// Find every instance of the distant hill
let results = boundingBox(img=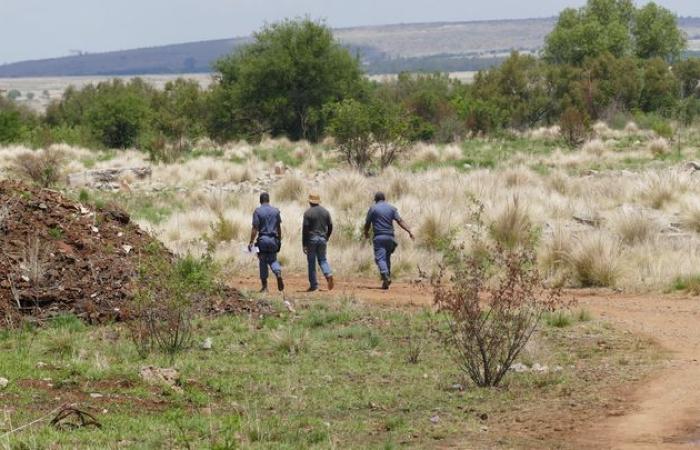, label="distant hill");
[1,17,700,78]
